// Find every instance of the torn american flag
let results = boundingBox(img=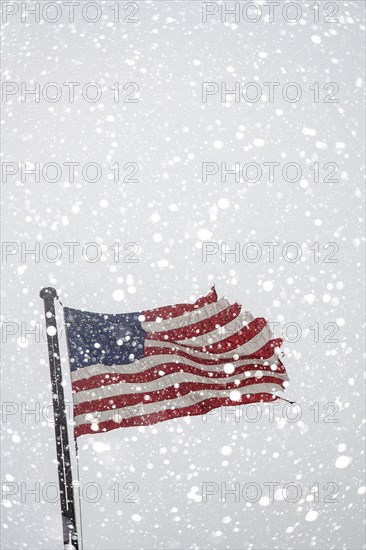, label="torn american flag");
[64,287,289,437]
